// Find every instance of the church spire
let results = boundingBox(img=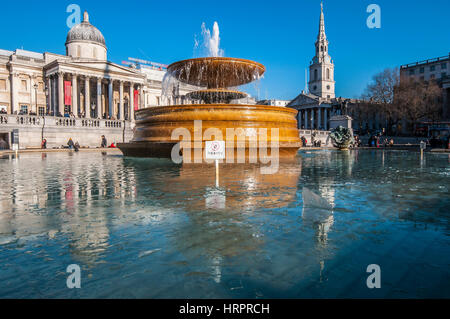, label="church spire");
[318,2,327,41]
[308,1,335,99]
